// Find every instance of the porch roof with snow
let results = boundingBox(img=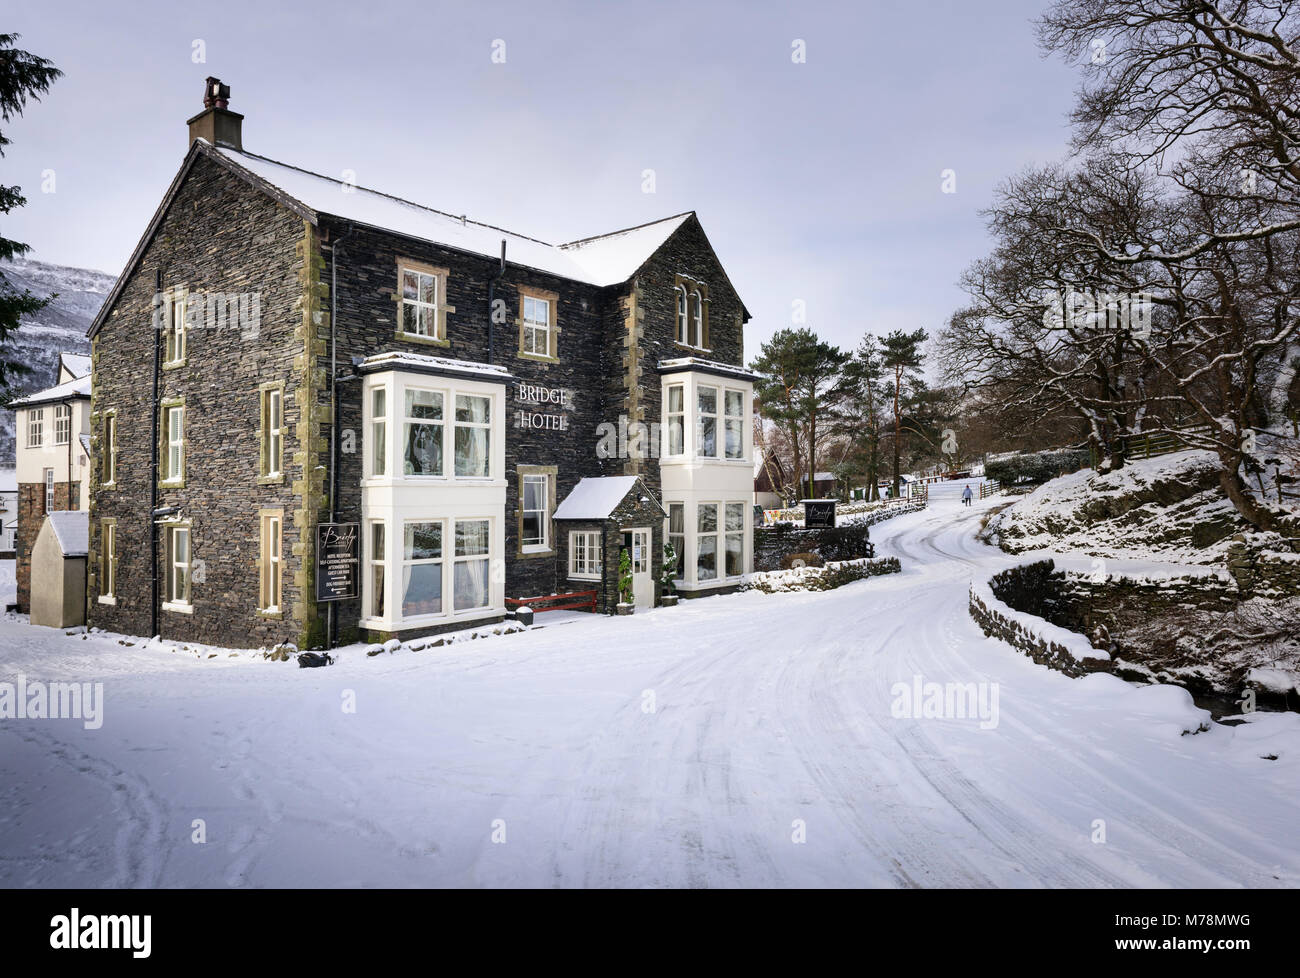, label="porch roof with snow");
[552,477,665,521]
